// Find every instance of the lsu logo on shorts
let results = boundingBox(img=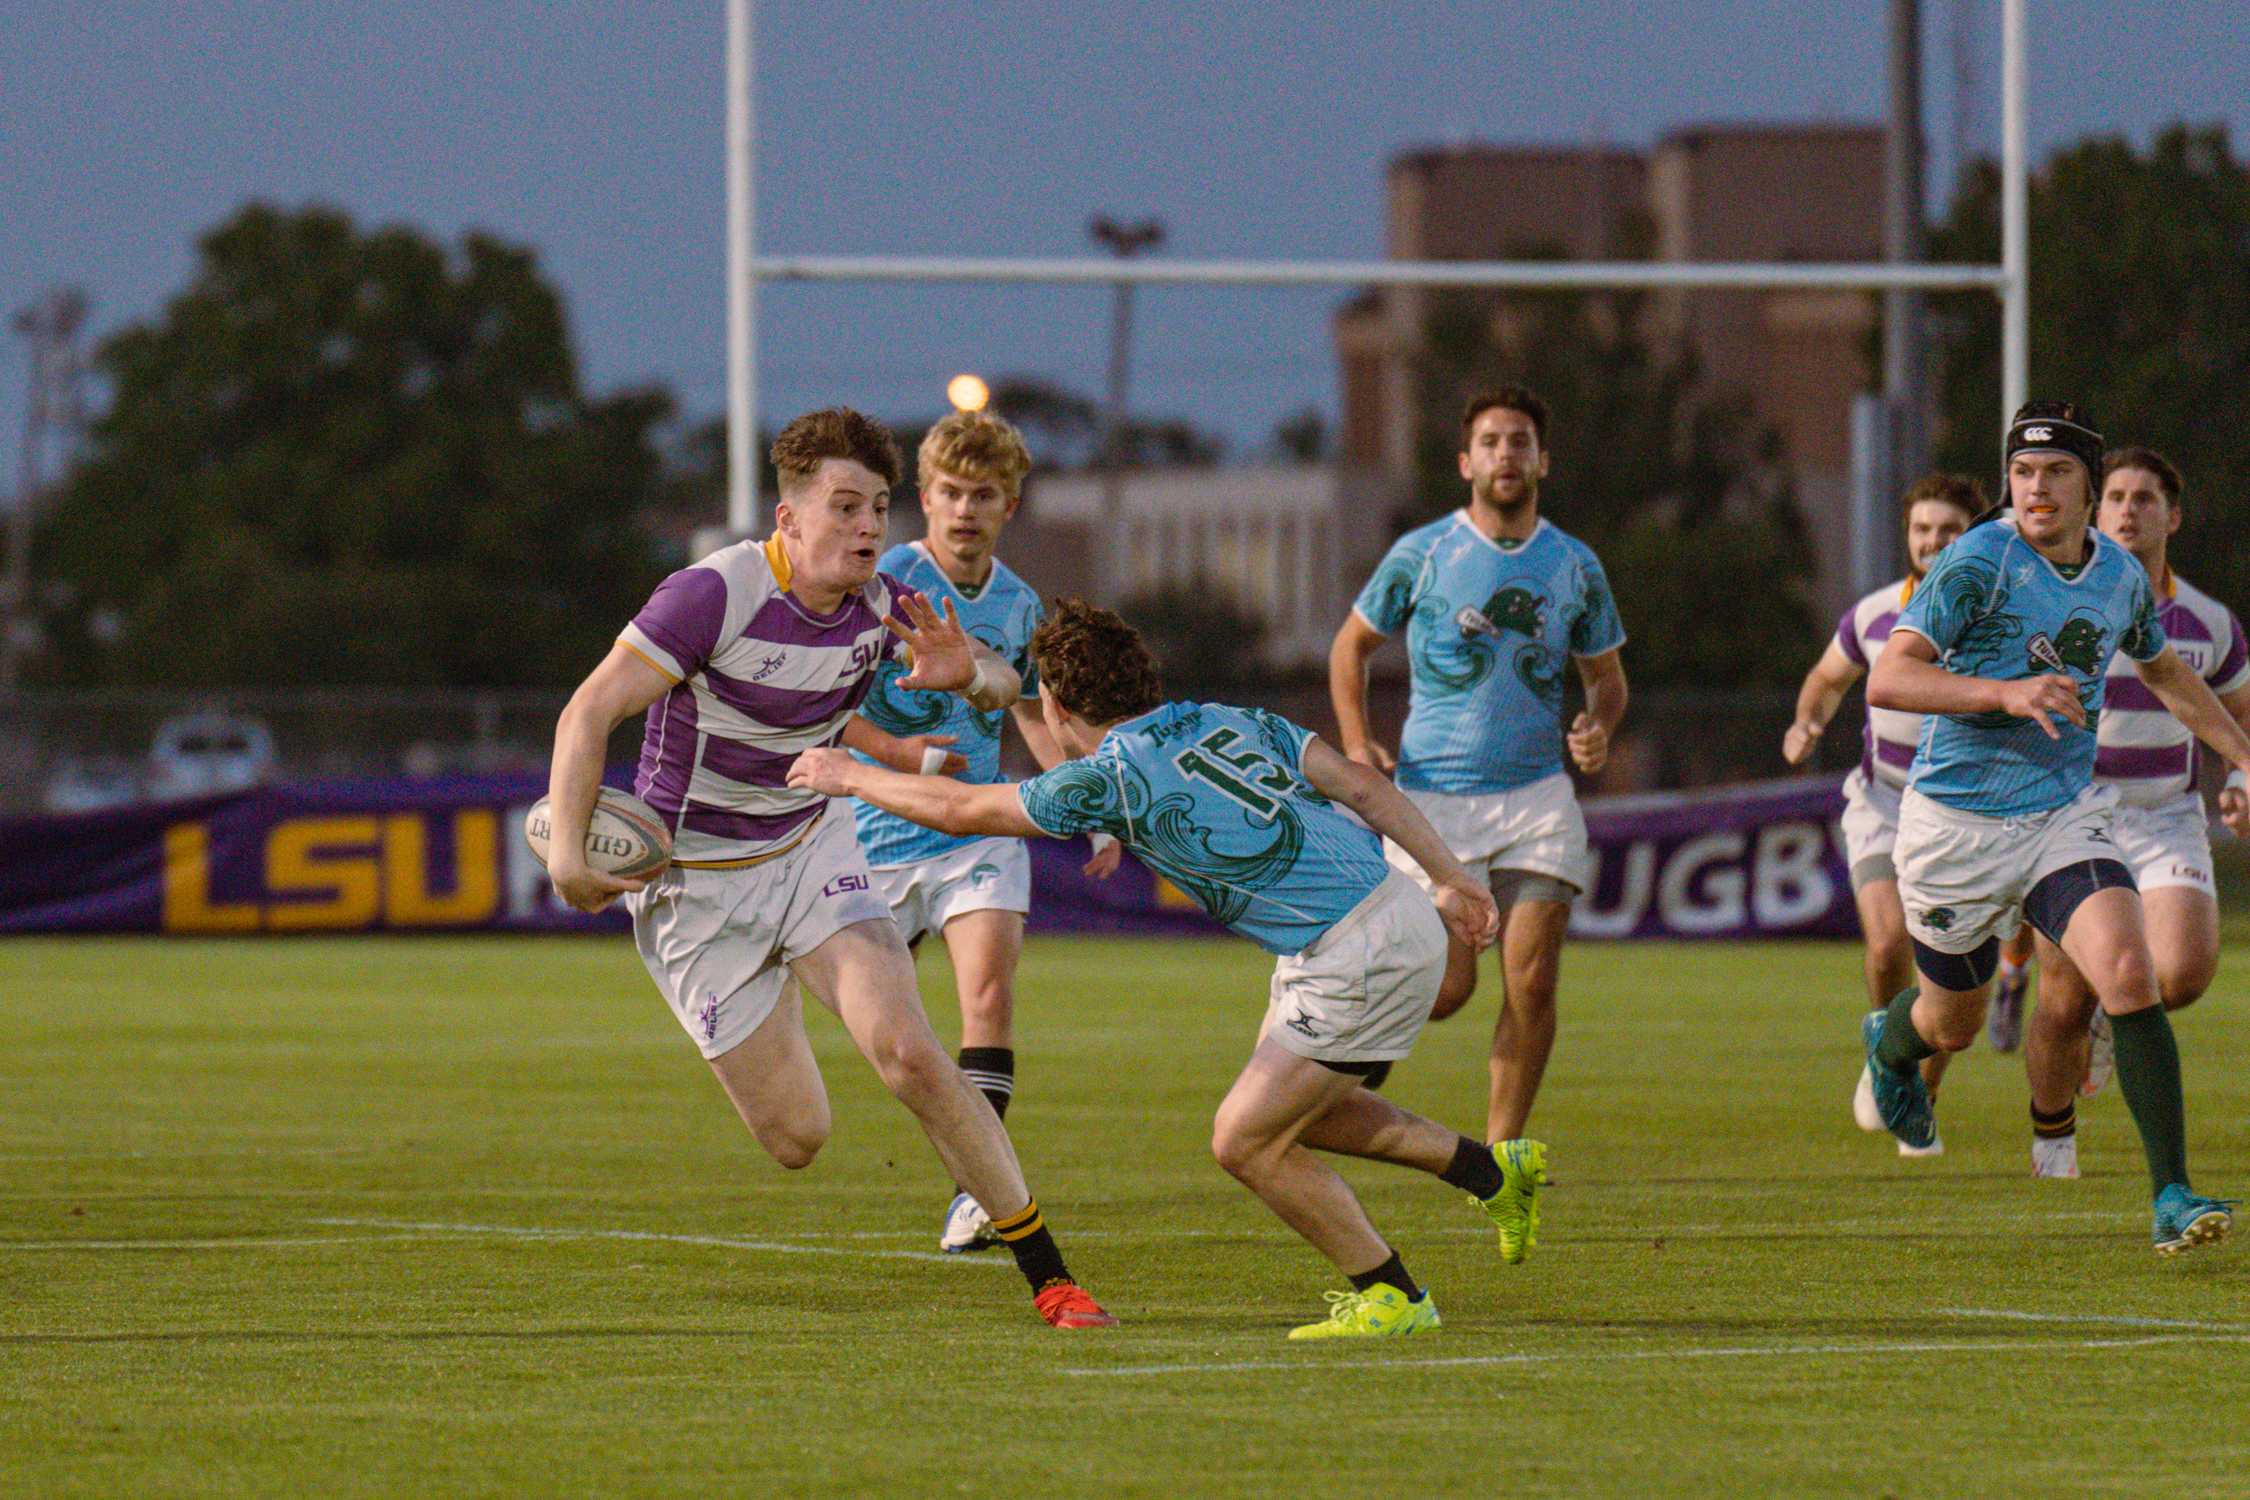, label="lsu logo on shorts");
[823,873,871,898]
